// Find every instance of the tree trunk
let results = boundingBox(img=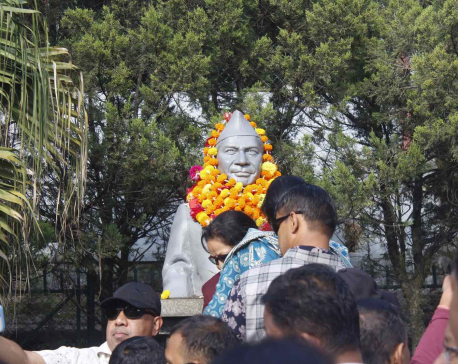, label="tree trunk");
[402,276,426,350]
